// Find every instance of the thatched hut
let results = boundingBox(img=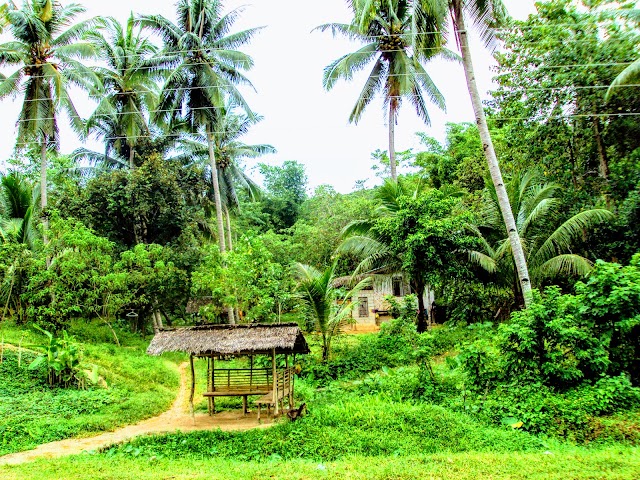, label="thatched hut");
[147,323,310,419]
